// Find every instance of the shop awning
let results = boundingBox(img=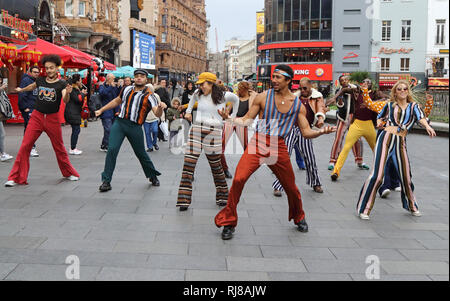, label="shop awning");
[61,46,117,71]
[19,39,92,68]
